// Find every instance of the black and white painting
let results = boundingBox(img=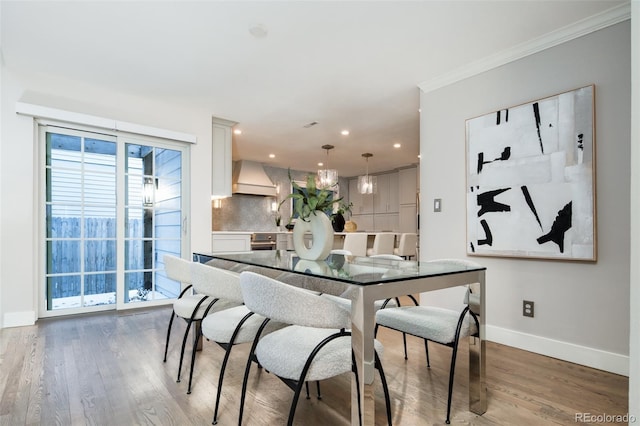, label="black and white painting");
[466,85,596,261]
